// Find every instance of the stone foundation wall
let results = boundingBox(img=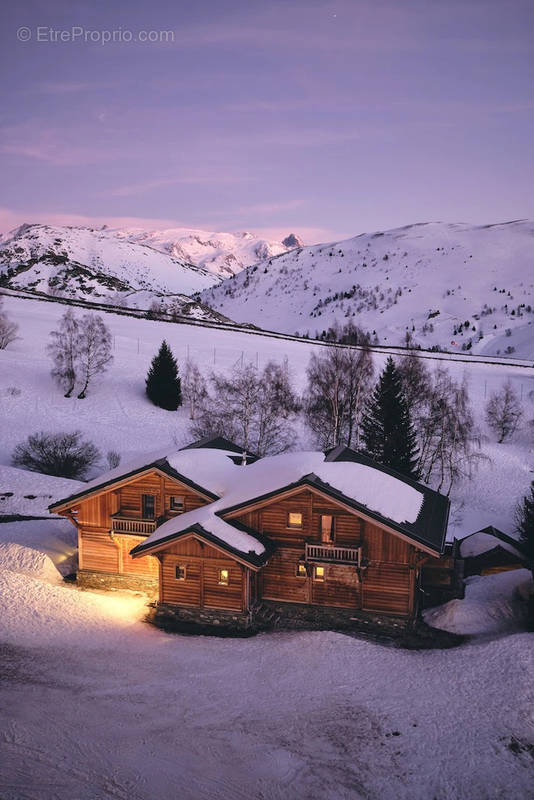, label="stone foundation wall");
[148,603,253,635]
[147,599,411,637]
[77,570,158,598]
